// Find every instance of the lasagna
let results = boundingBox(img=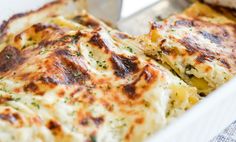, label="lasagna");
[143,2,236,95]
[0,0,199,142]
